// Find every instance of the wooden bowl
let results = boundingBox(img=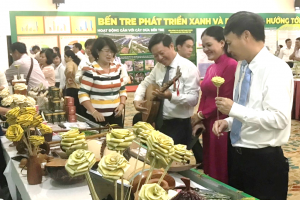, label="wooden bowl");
[131,169,175,193]
[148,178,169,190]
